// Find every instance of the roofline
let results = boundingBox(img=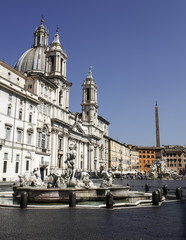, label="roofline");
[105,136,130,149]
[98,115,110,125]
[0,60,26,79]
